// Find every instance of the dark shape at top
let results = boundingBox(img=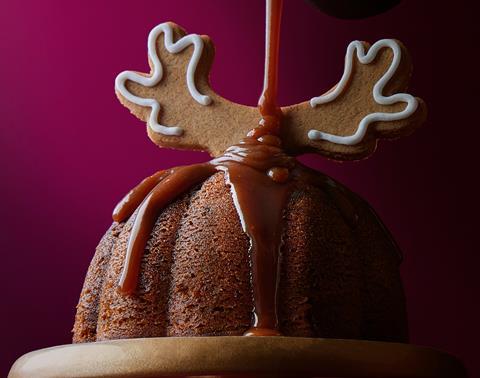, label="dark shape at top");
[307,0,401,19]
